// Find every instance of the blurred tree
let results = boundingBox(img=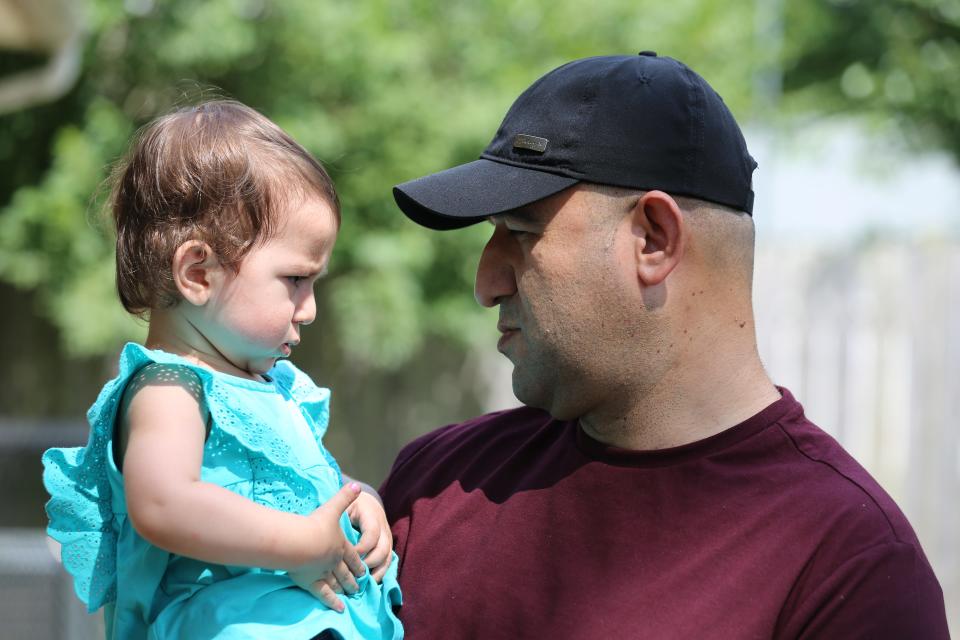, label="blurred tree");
[0,0,957,482]
[781,0,960,160]
[0,0,761,362]
[0,0,764,482]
